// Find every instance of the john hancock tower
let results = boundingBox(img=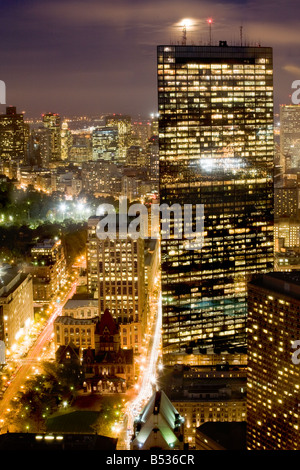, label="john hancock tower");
[157,41,274,364]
